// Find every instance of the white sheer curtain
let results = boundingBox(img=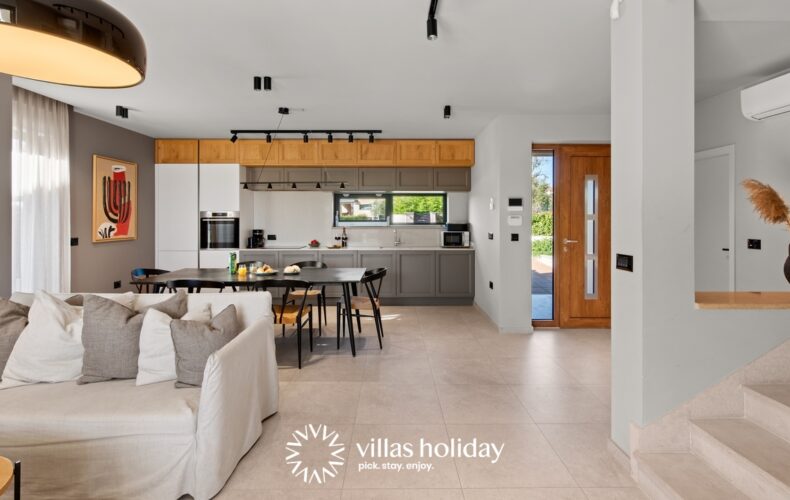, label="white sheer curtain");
[11,87,71,293]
